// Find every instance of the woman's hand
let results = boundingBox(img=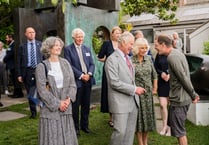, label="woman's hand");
[152,88,157,95]
[59,98,71,112]
[161,72,170,82]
